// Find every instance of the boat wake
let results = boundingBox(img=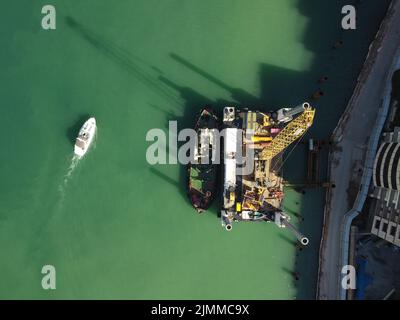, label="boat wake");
[64,155,80,185]
[58,155,80,202]
[57,127,97,207]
